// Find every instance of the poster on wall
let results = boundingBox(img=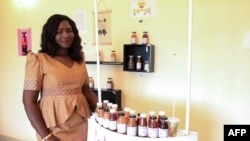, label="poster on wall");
[17,28,32,56]
[93,10,112,45]
[131,0,156,18]
[73,10,87,34]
